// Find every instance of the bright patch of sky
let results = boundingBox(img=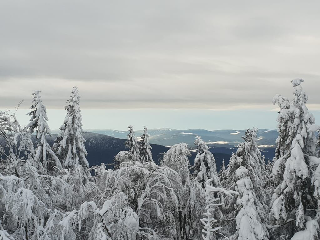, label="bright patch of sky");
[9,108,320,131]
